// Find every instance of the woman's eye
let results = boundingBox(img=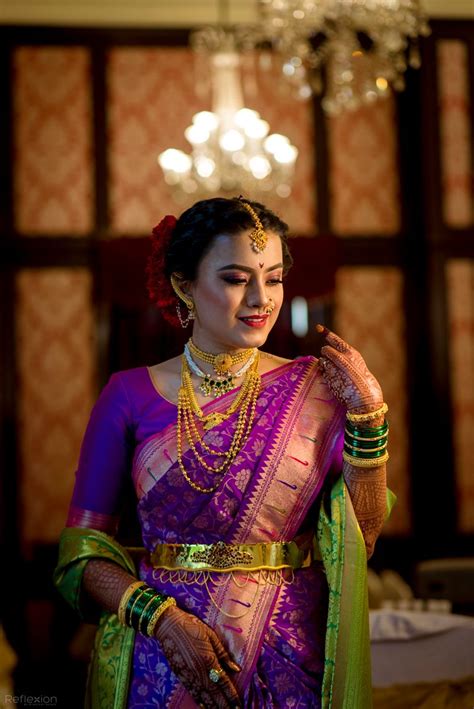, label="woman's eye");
[223,277,248,285]
[267,278,283,285]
